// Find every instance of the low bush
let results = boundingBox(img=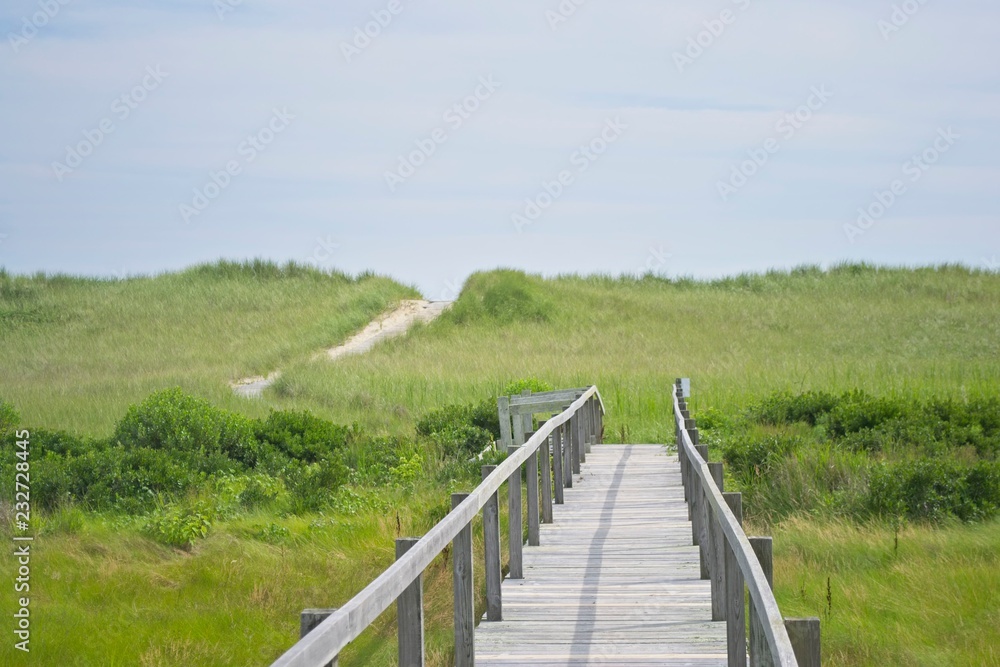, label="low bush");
[254,409,349,463]
[143,501,213,550]
[113,388,259,467]
[868,459,1000,523]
